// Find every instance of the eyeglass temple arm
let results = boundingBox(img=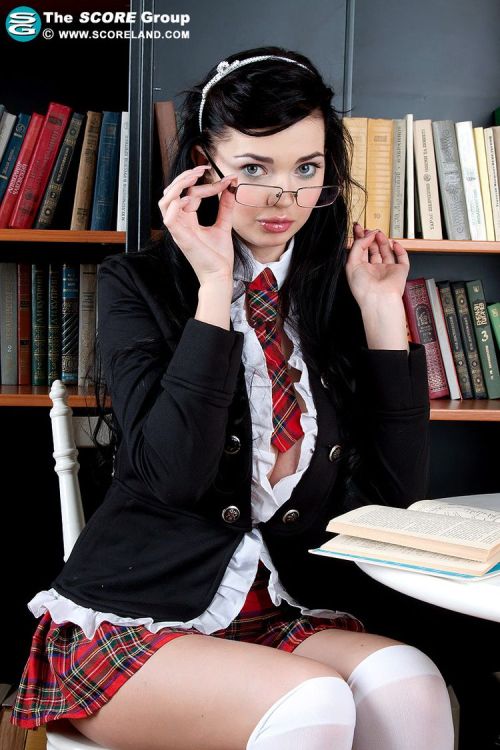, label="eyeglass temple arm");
[199,147,238,194]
